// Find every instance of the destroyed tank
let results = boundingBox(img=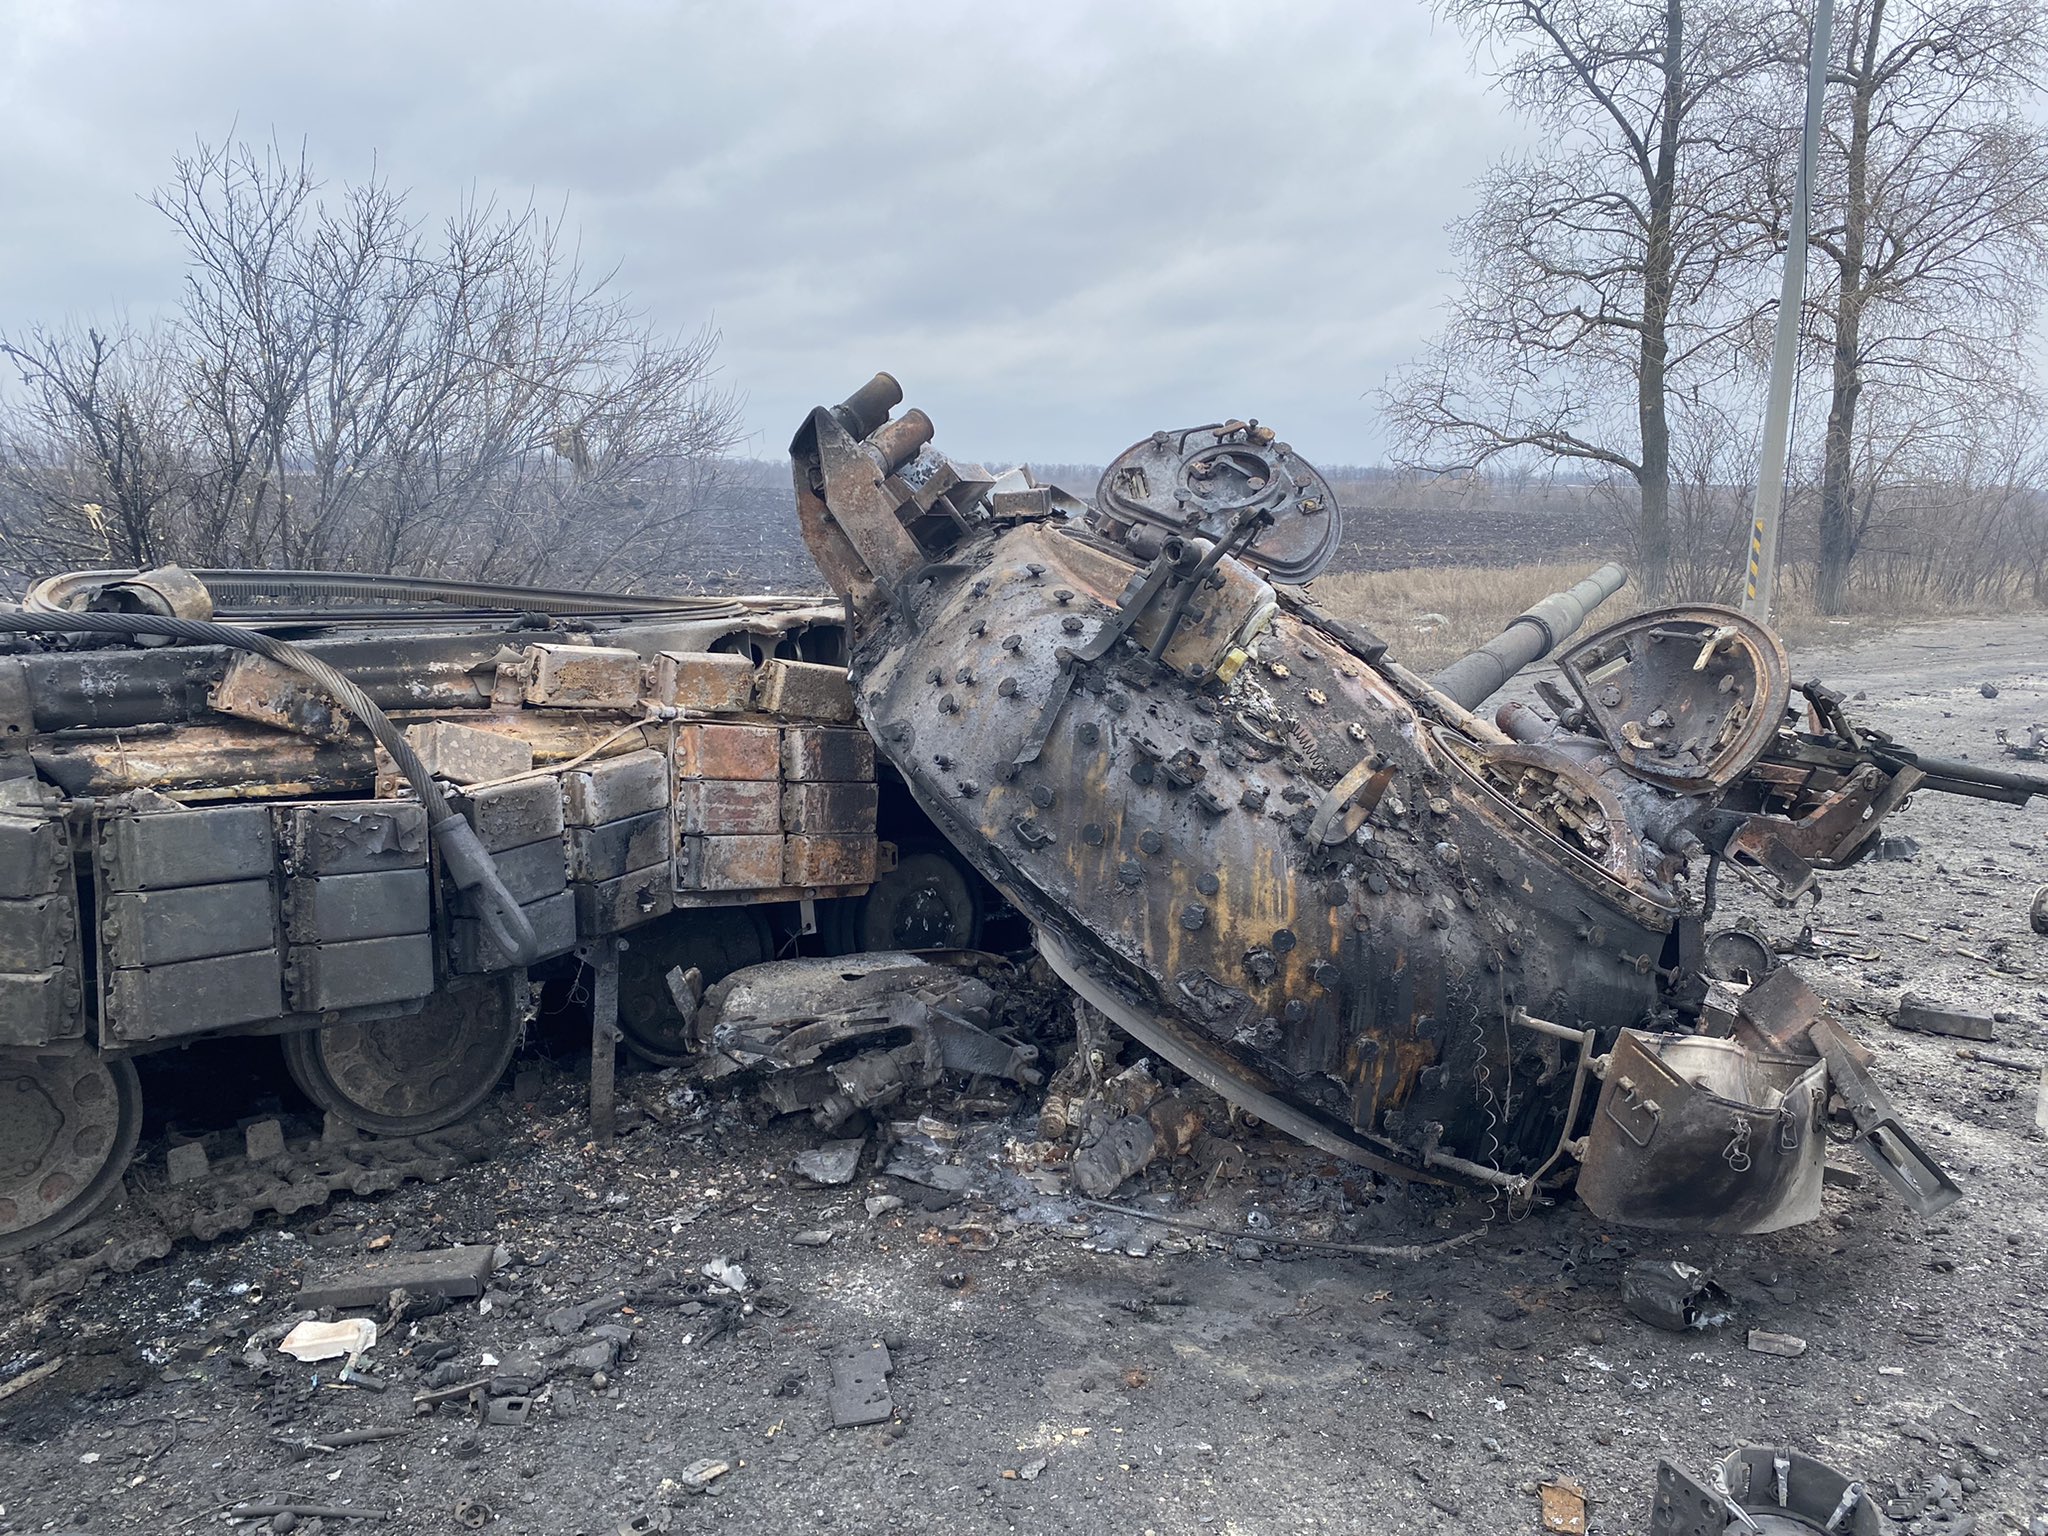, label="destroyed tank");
[790,373,2048,1235]
[0,568,991,1254]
